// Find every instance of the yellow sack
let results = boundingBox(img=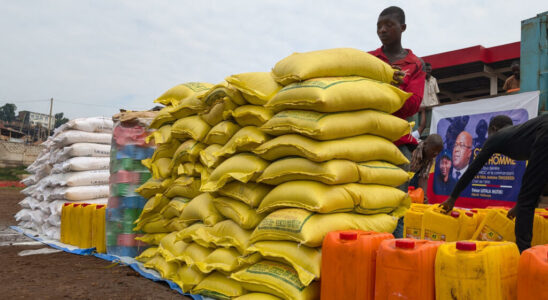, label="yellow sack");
[234,293,281,300]
[258,158,357,185]
[258,181,405,214]
[139,216,171,233]
[262,109,411,141]
[166,218,189,232]
[146,124,173,145]
[144,255,179,280]
[217,181,272,208]
[135,247,159,263]
[173,265,206,293]
[231,105,274,127]
[200,96,238,126]
[214,127,271,159]
[151,157,172,179]
[195,247,249,273]
[213,197,266,229]
[176,222,207,243]
[202,220,253,254]
[179,193,224,226]
[272,48,395,85]
[199,144,225,169]
[135,194,170,225]
[160,197,191,220]
[154,82,213,106]
[267,77,410,114]
[231,260,320,300]
[171,115,211,141]
[179,242,213,266]
[246,241,320,286]
[149,106,176,129]
[225,72,282,105]
[202,82,247,105]
[251,208,398,247]
[254,134,409,165]
[135,233,168,246]
[170,139,206,170]
[151,140,180,161]
[164,176,201,199]
[157,232,189,262]
[203,121,241,145]
[201,153,269,192]
[177,162,205,177]
[167,95,207,119]
[357,161,410,187]
[136,178,164,199]
[192,272,245,300]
